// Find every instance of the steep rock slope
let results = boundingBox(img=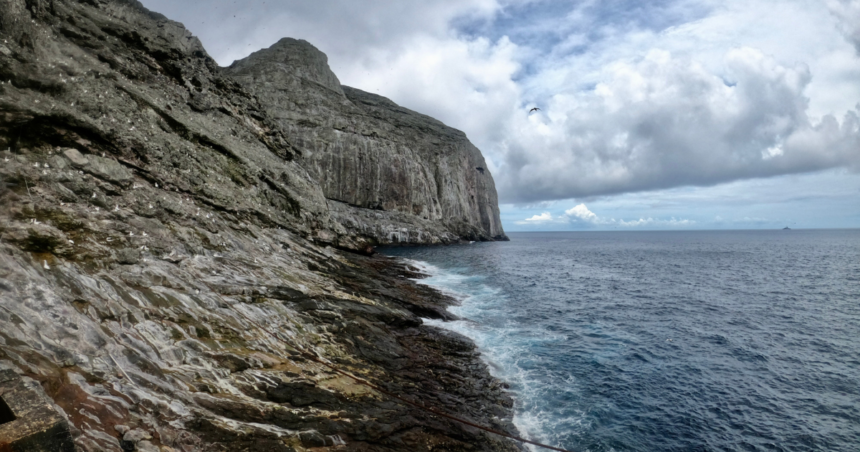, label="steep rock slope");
[0,1,520,451]
[224,38,507,244]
